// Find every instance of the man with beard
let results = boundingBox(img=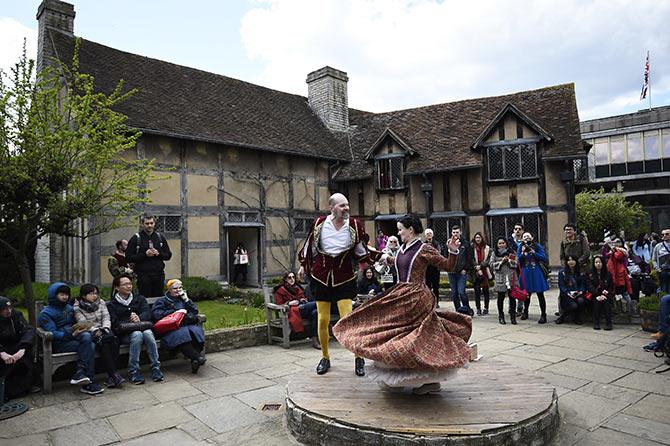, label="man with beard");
[298,193,379,376]
[127,214,172,297]
[424,229,442,307]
